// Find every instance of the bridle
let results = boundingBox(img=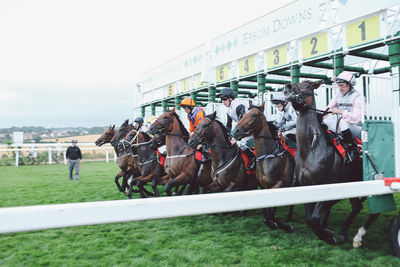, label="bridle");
[284,83,331,115]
